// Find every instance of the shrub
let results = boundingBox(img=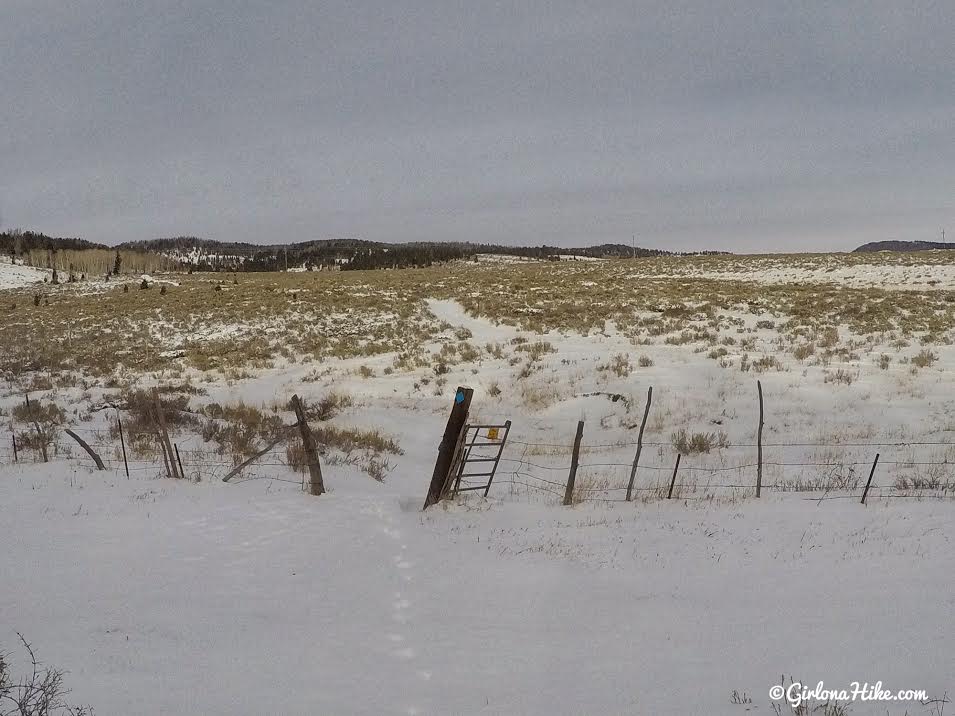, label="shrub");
[793,342,815,360]
[12,399,64,462]
[313,425,402,456]
[818,326,840,348]
[456,341,481,362]
[12,399,64,426]
[485,343,505,359]
[286,425,402,481]
[201,402,286,463]
[751,355,781,373]
[597,353,632,377]
[515,341,555,361]
[110,387,199,457]
[912,349,938,368]
[664,331,694,345]
[638,355,653,367]
[671,428,729,454]
[0,634,93,715]
[309,392,354,422]
[823,369,855,385]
